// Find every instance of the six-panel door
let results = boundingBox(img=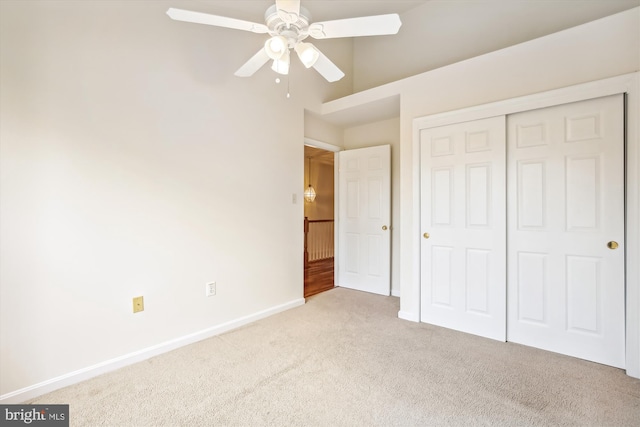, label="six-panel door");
[337,145,391,296]
[506,95,625,368]
[420,116,507,341]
